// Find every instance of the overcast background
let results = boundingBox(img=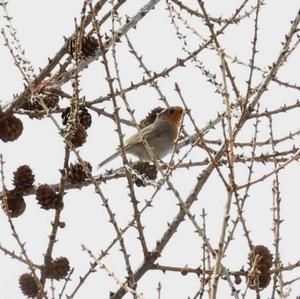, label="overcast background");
[1,0,300,298]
